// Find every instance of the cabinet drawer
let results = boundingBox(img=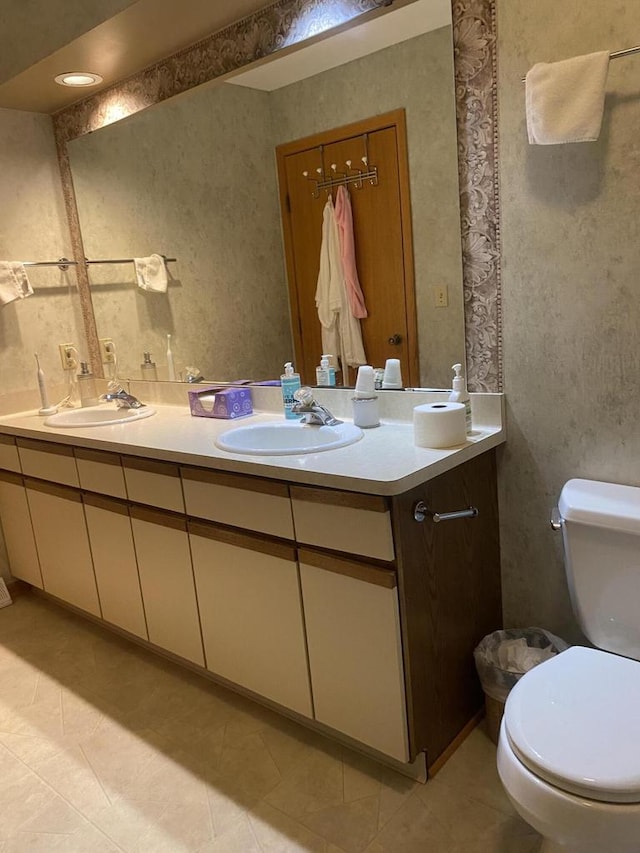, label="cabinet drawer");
[75,448,126,499]
[0,434,21,473]
[17,438,78,487]
[300,554,409,762]
[189,521,311,716]
[181,467,293,539]
[123,456,184,513]
[291,486,394,561]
